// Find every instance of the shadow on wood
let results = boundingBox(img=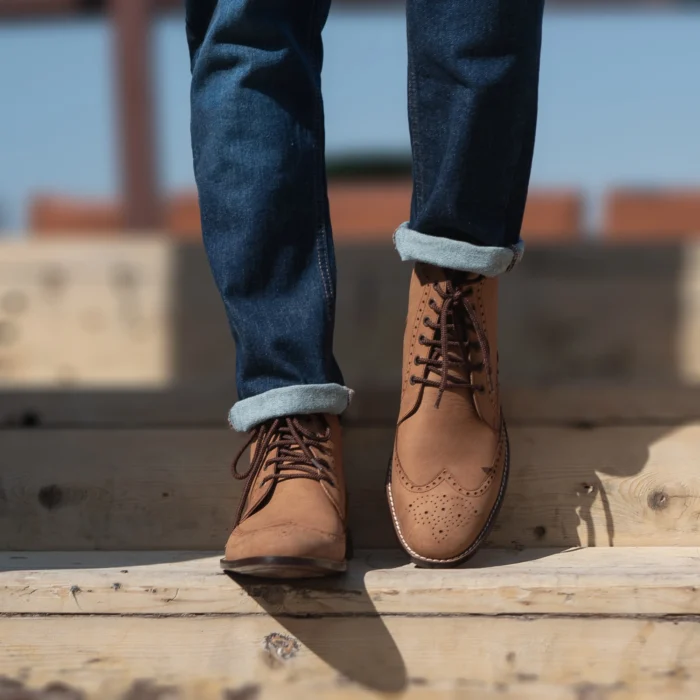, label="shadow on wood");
[226,570,409,693]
